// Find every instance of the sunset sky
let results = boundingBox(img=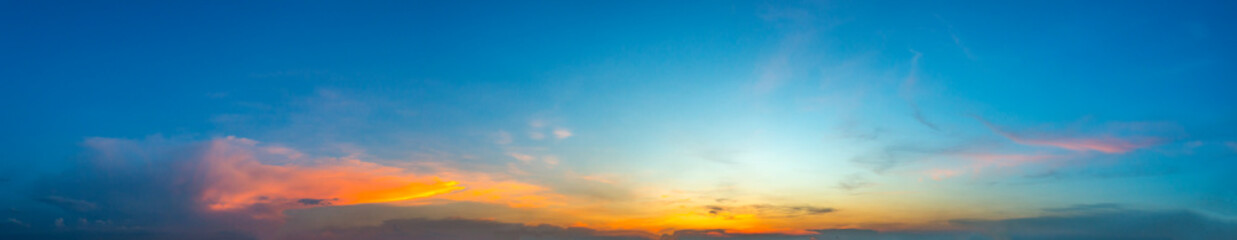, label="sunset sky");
[2,1,1237,239]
